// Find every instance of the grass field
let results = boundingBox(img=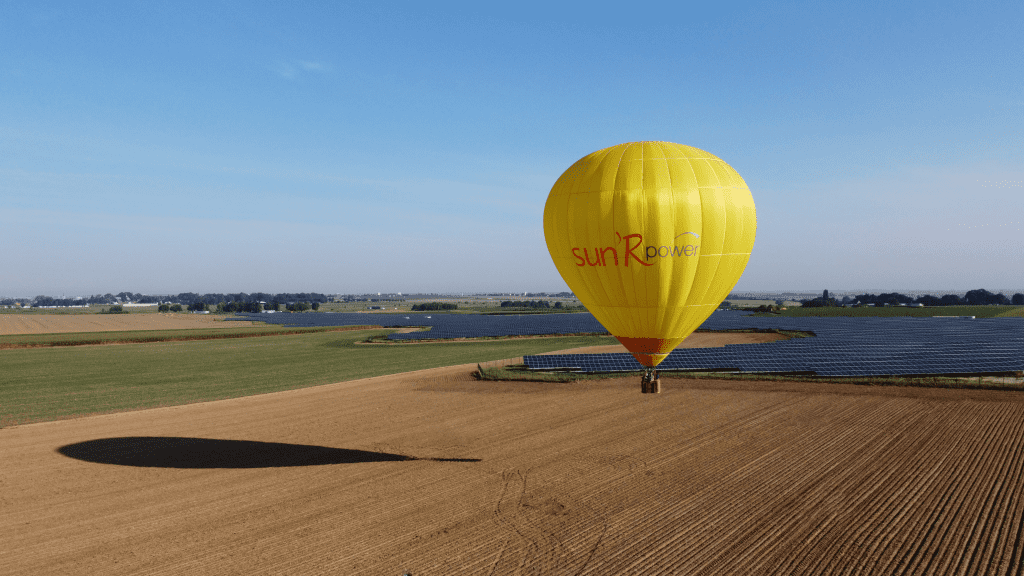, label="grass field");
[725,298,803,307]
[0,324,377,349]
[0,329,617,426]
[752,305,1024,318]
